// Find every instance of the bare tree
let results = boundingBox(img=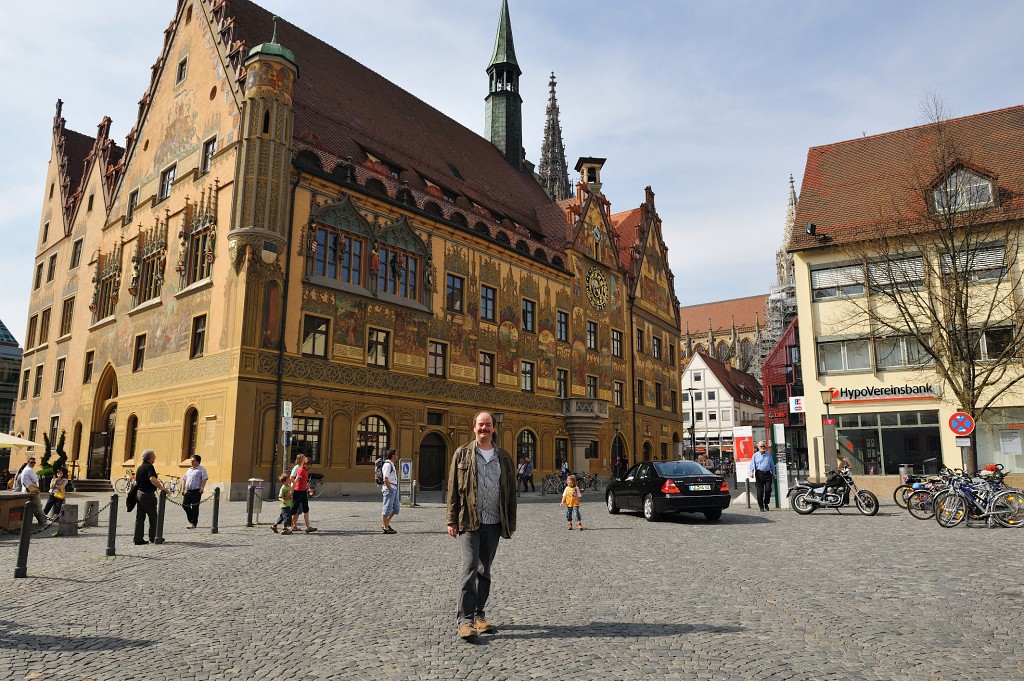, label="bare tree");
[833,96,1024,471]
